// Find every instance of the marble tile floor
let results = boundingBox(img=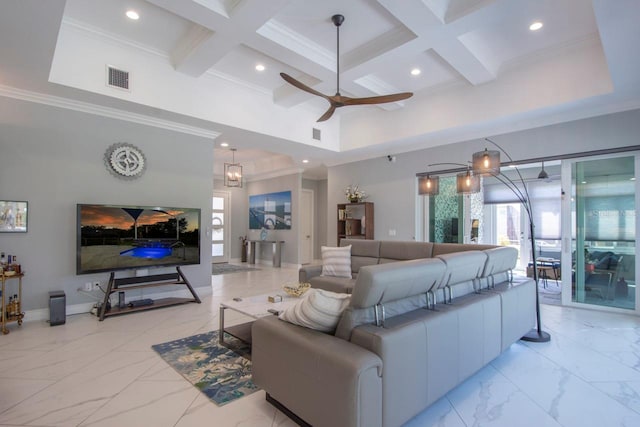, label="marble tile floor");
[0,265,639,427]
